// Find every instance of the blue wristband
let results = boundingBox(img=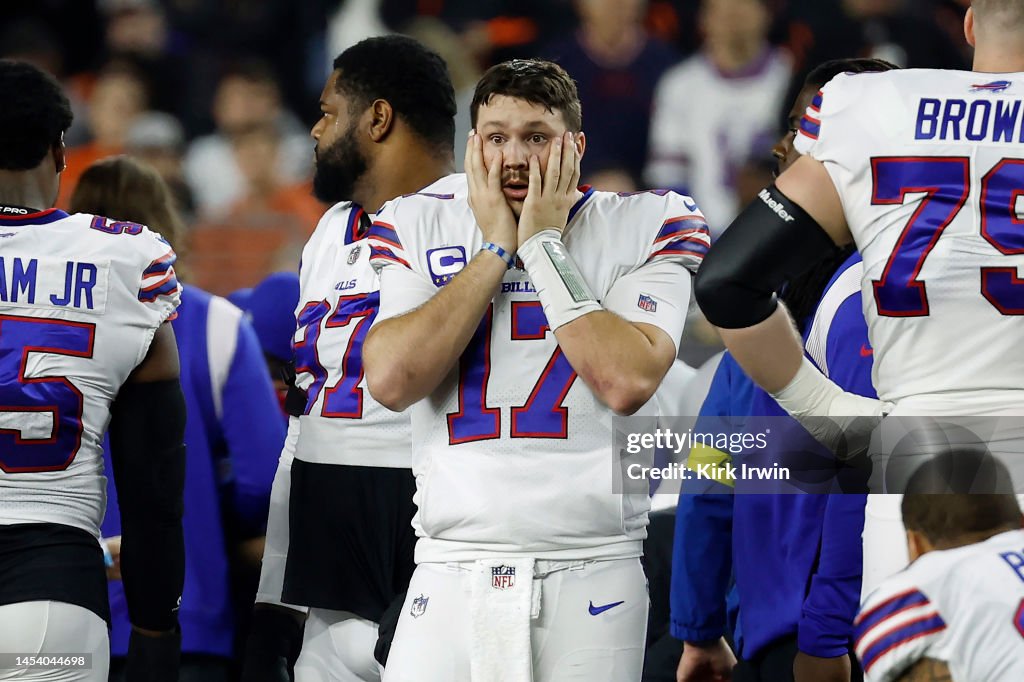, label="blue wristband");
[481,242,515,268]
[100,539,114,568]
